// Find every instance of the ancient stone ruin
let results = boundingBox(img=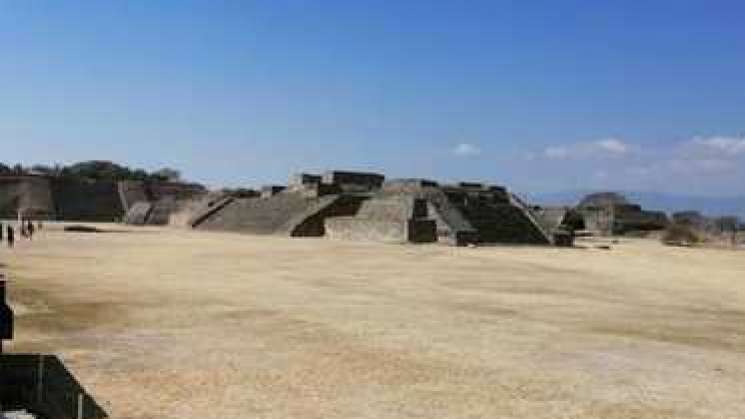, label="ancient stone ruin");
[120,181,207,226]
[185,170,556,246]
[1,279,107,419]
[0,177,55,220]
[191,170,375,237]
[3,169,669,245]
[324,179,554,245]
[0,175,206,224]
[575,192,668,235]
[532,206,585,245]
